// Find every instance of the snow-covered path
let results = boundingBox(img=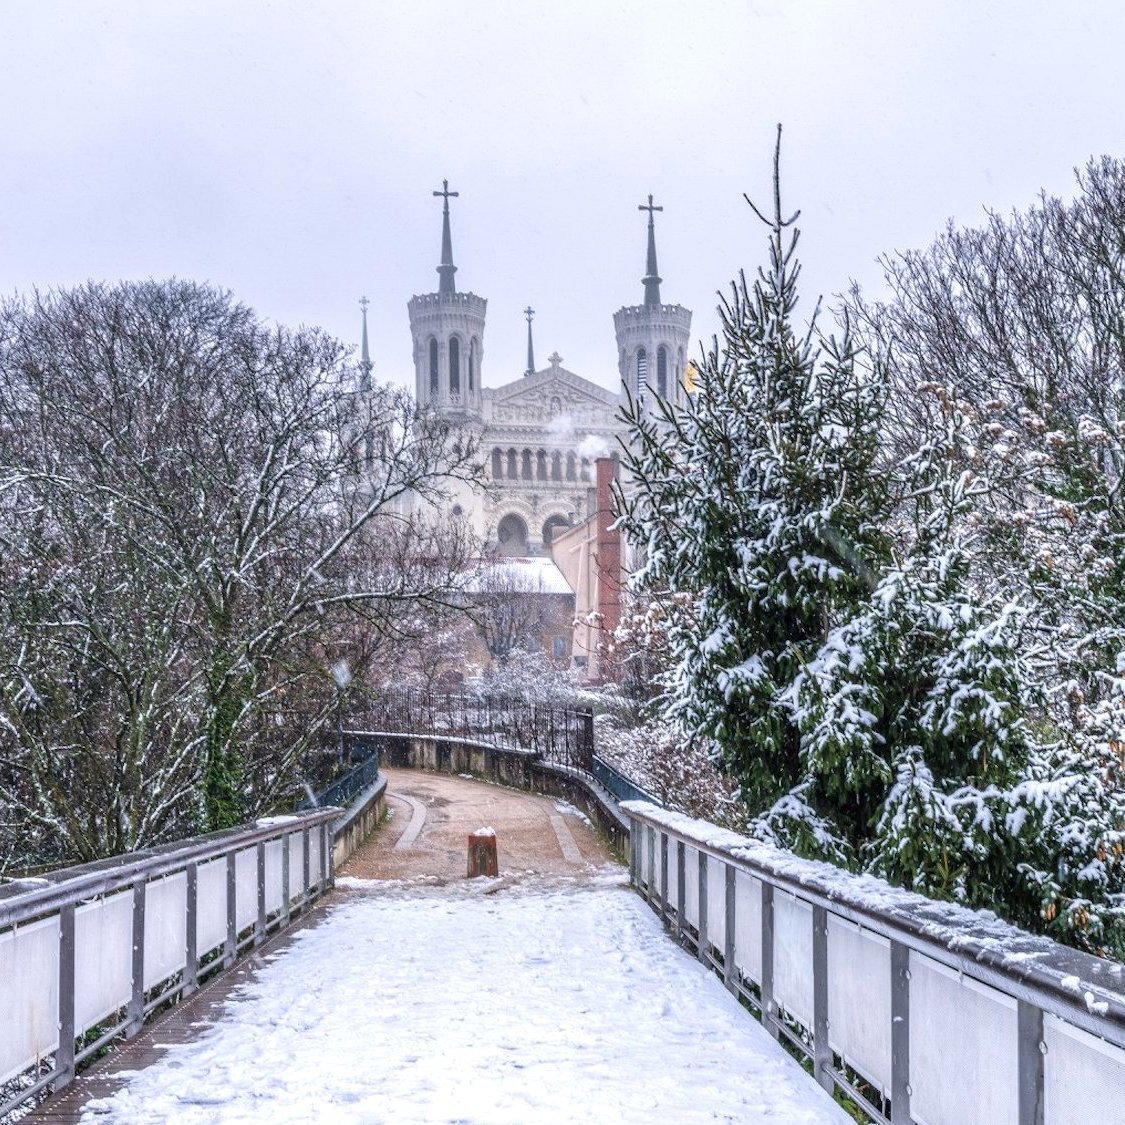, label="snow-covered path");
[81,872,844,1124]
